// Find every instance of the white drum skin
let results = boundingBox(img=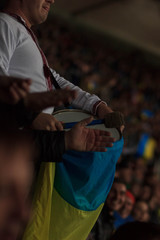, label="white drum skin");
[53,109,121,141]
